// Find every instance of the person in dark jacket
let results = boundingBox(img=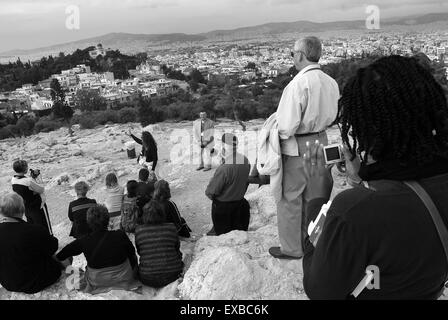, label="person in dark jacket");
[68,181,97,239]
[301,55,448,300]
[0,192,61,294]
[57,204,139,294]
[136,168,156,210]
[153,179,191,238]
[135,200,184,288]
[205,133,251,236]
[11,160,52,234]
[127,129,158,172]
